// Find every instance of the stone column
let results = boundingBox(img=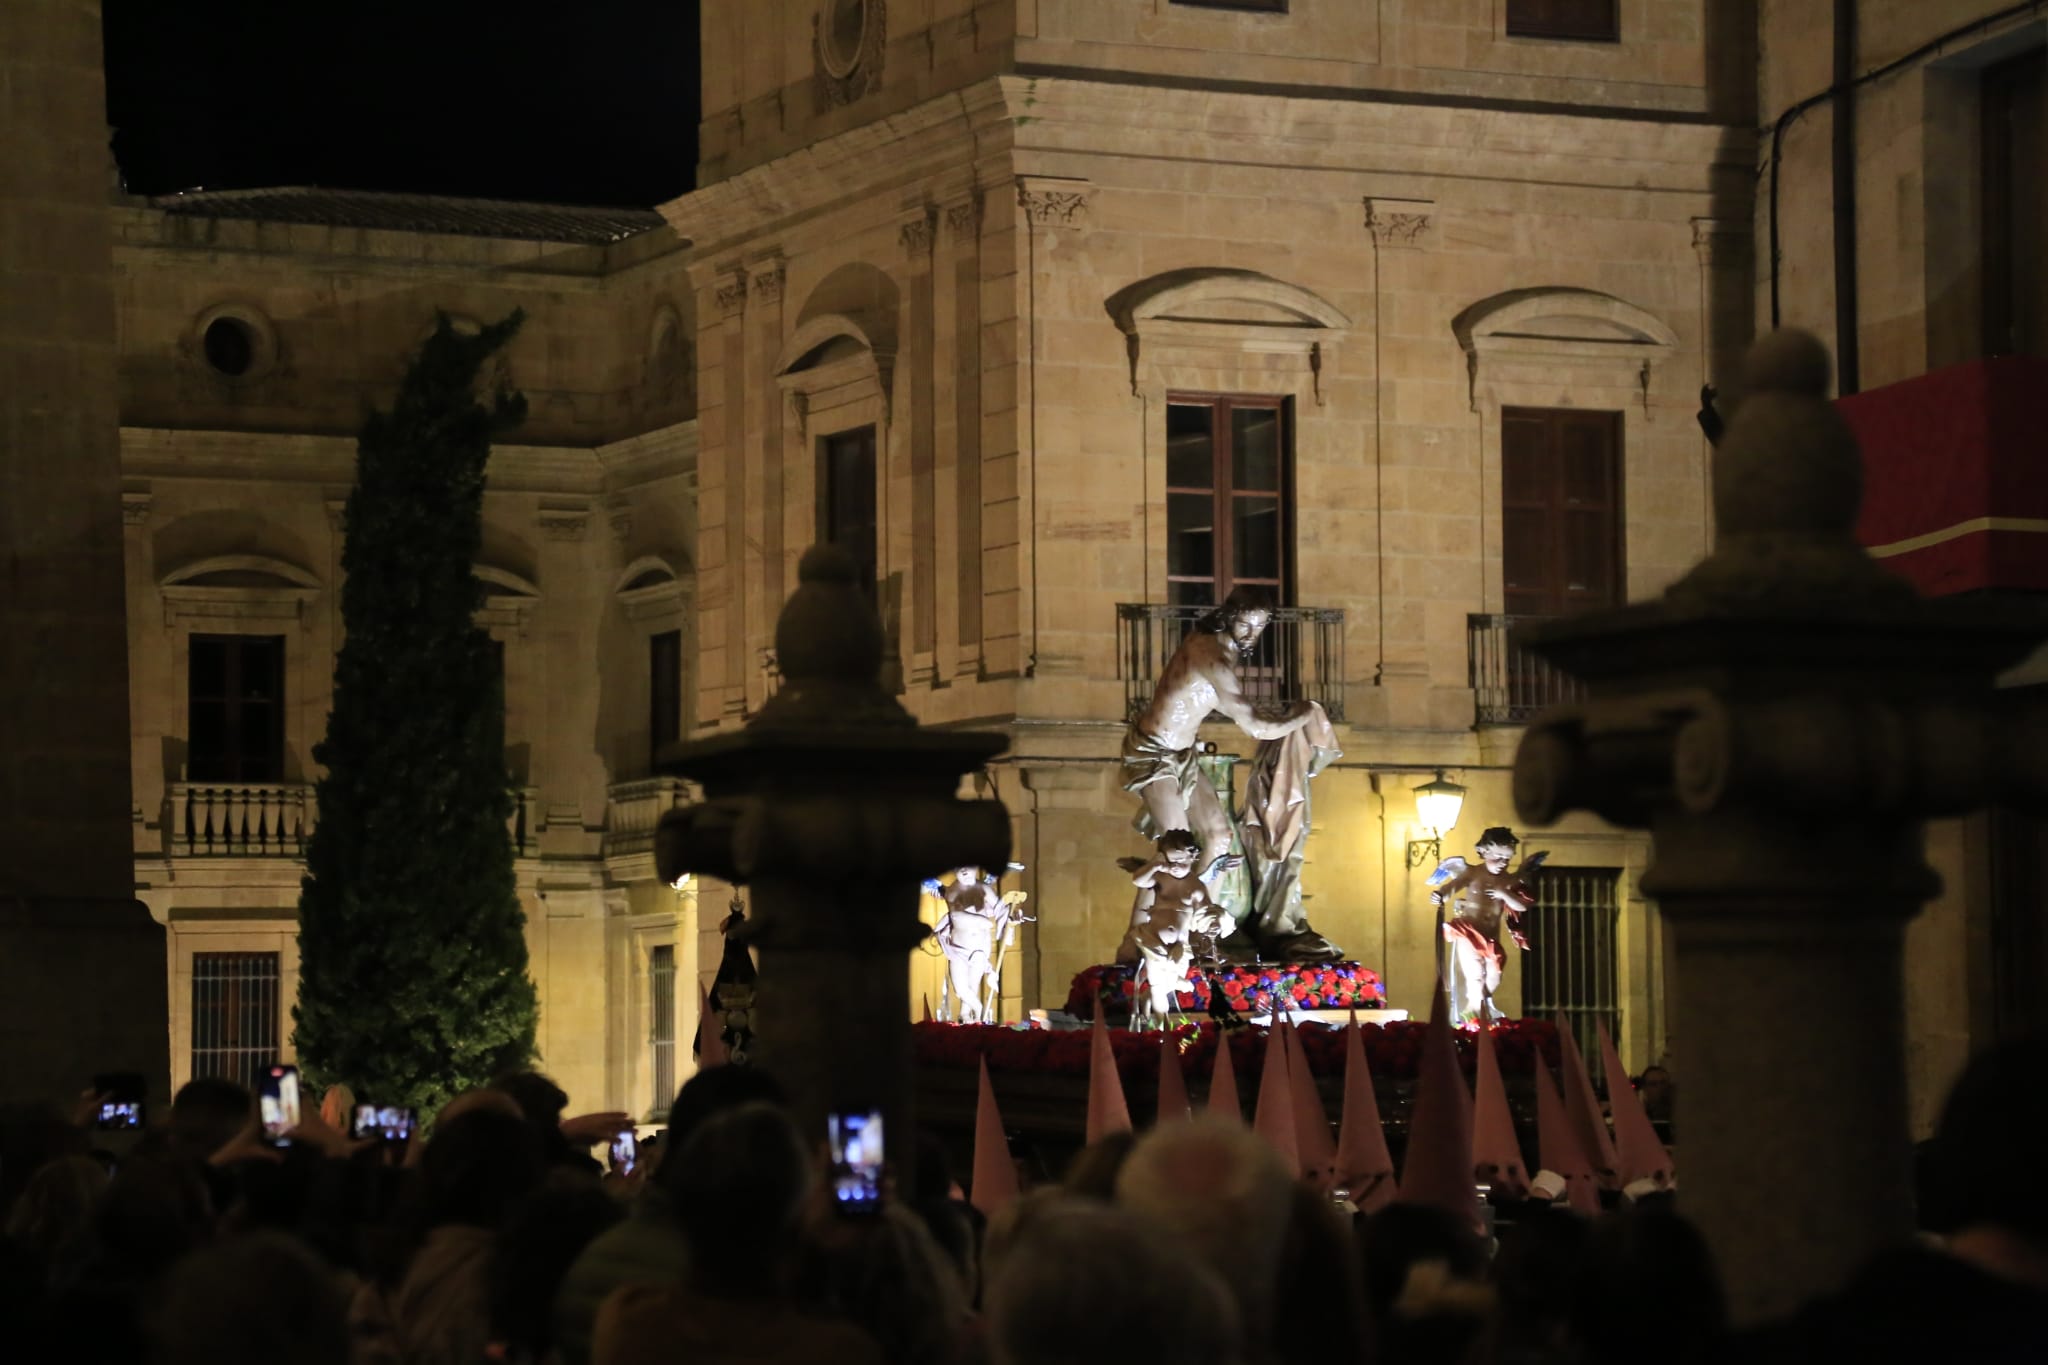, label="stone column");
[0,0,167,1109]
[654,546,1009,1177]
[1512,331,2048,1321]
